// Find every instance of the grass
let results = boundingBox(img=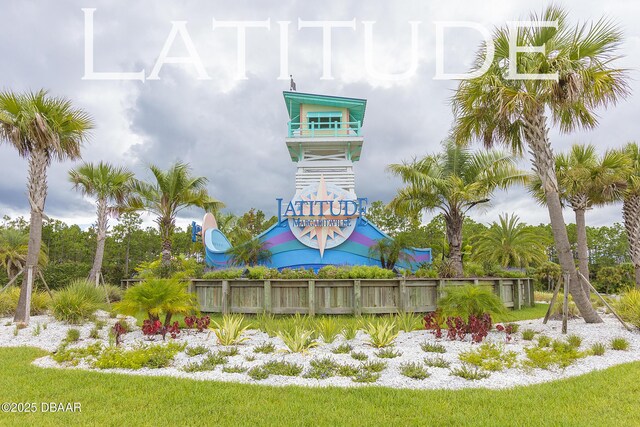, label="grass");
[1,347,640,425]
